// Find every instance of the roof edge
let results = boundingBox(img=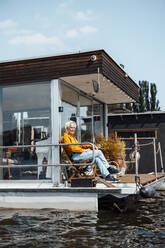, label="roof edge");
[0,49,105,65]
